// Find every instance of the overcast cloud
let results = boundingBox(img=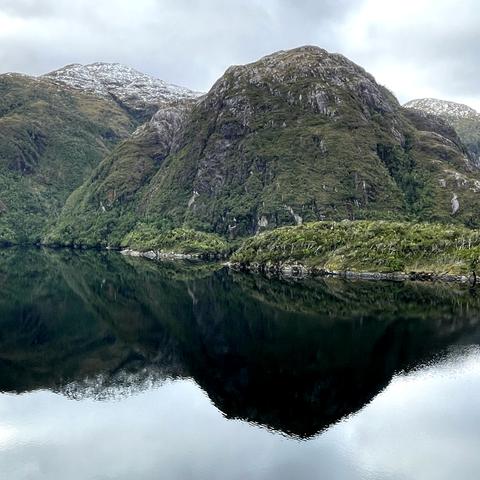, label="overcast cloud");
[0,0,478,109]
